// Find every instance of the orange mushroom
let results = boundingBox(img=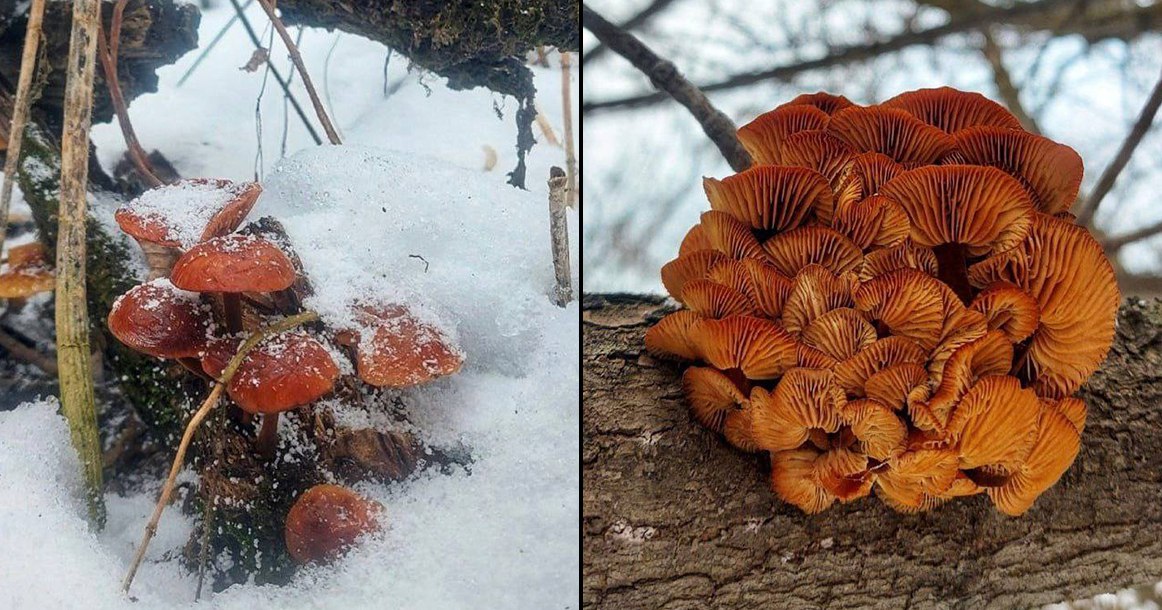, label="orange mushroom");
[347,303,463,388]
[202,332,339,458]
[0,242,54,299]
[285,484,383,564]
[170,234,296,332]
[646,86,1117,515]
[107,278,212,360]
